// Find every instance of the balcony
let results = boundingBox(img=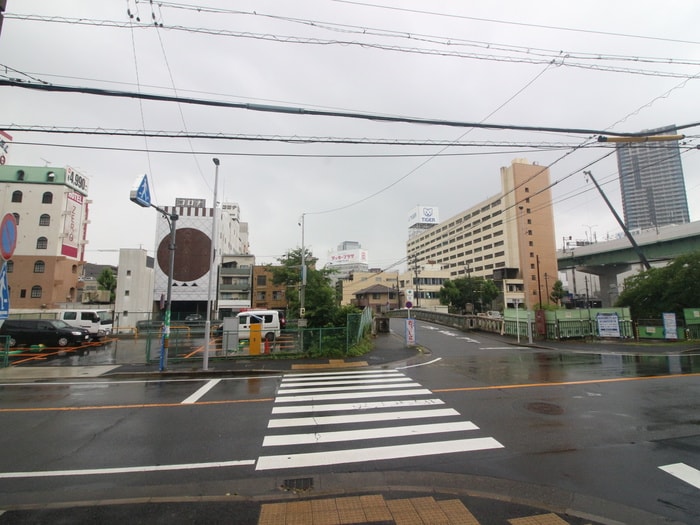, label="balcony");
[220,267,251,276]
